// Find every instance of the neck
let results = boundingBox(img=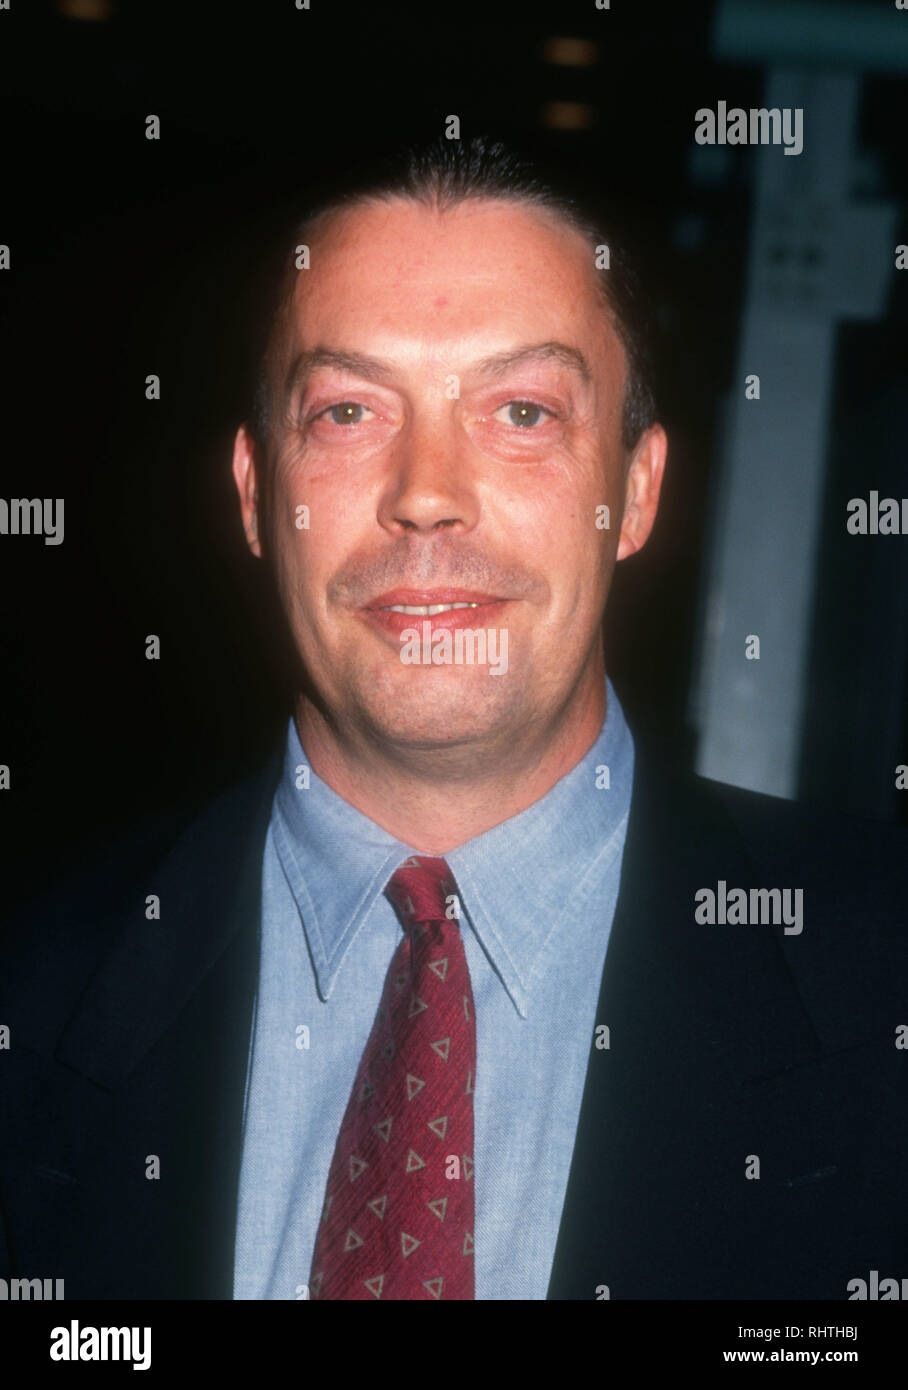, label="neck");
[293,676,608,854]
